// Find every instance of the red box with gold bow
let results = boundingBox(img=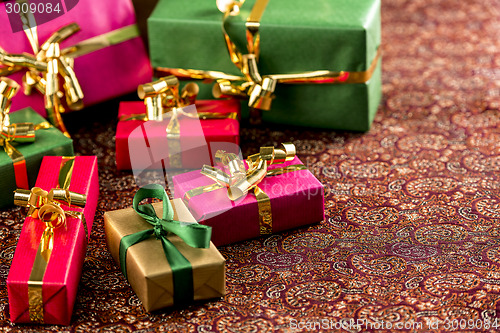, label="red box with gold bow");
[0,0,152,137]
[172,143,325,246]
[115,77,241,171]
[7,156,99,325]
